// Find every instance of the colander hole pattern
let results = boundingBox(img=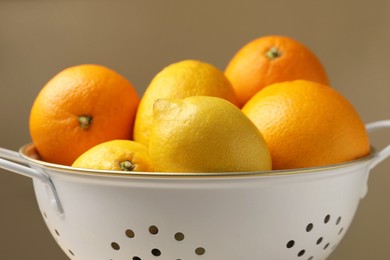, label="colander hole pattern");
[42,211,76,257]
[109,225,206,259]
[43,209,206,260]
[110,225,206,260]
[43,207,347,260]
[285,214,345,259]
[43,210,206,259]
